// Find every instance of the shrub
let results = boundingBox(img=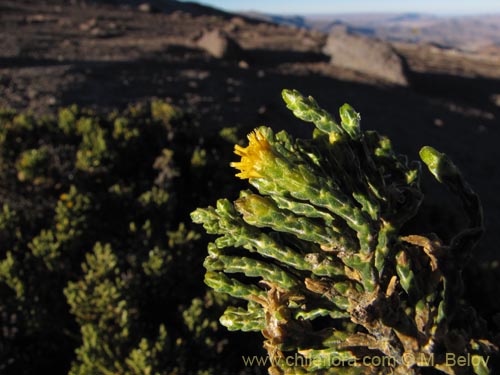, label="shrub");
[0,102,251,374]
[192,89,499,375]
